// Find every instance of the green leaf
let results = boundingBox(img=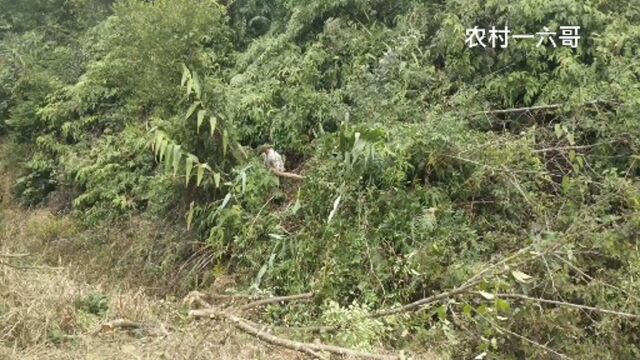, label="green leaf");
[181,64,190,87]
[185,101,201,120]
[172,145,182,176]
[197,110,207,133]
[219,193,232,210]
[495,298,511,313]
[463,304,473,319]
[562,176,571,193]
[214,172,221,188]
[164,144,173,171]
[186,201,195,231]
[222,129,228,157]
[241,171,247,194]
[192,70,201,99]
[209,116,217,136]
[196,165,206,186]
[437,305,447,321]
[154,132,164,157]
[511,270,534,284]
[185,156,195,186]
[291,190,301,214]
